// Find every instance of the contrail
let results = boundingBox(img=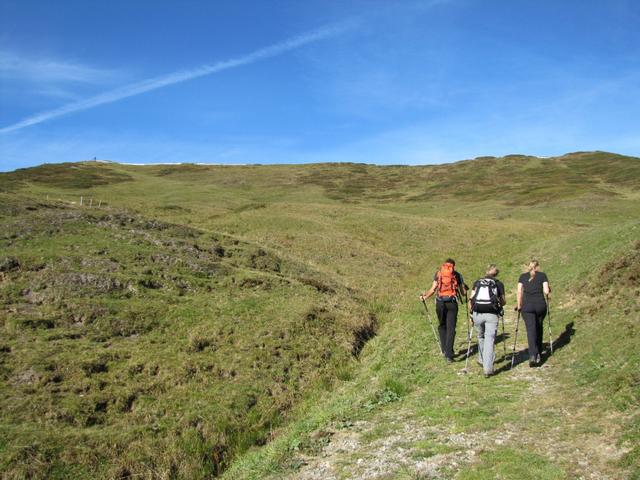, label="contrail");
[0,20,356,134]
